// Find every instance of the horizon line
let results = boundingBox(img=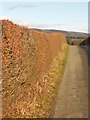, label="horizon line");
[0,18,88,34]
